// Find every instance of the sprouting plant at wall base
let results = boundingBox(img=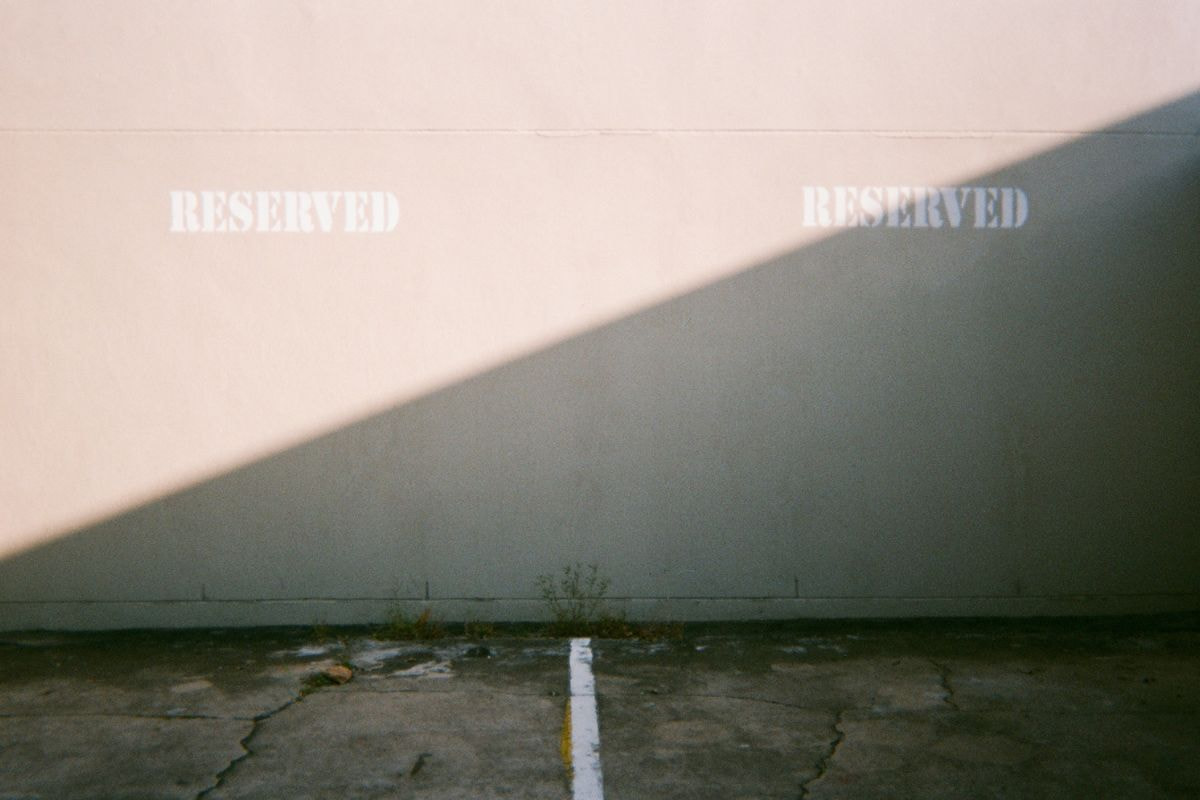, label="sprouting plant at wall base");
[535,563,687,639]
[462,620,496,639]
[536,562,614,636]
[379,606,444,641]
